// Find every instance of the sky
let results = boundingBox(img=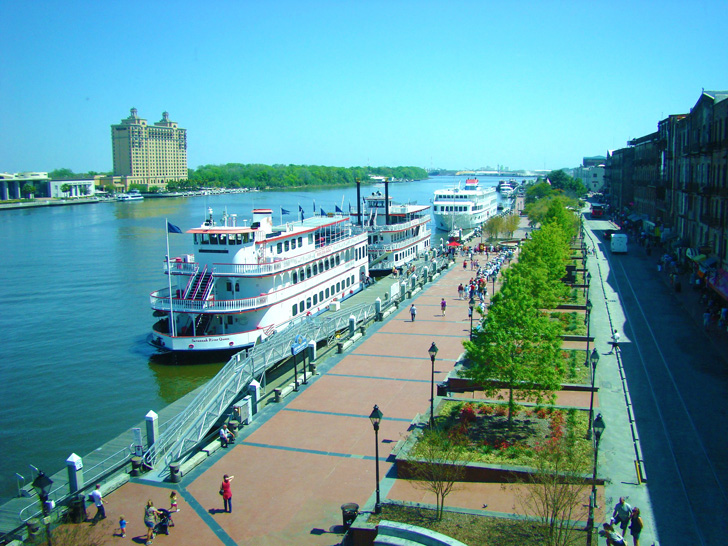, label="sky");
[2,0,728,174]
